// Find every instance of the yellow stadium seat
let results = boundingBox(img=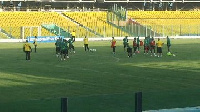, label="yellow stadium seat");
[128,11,200,36]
